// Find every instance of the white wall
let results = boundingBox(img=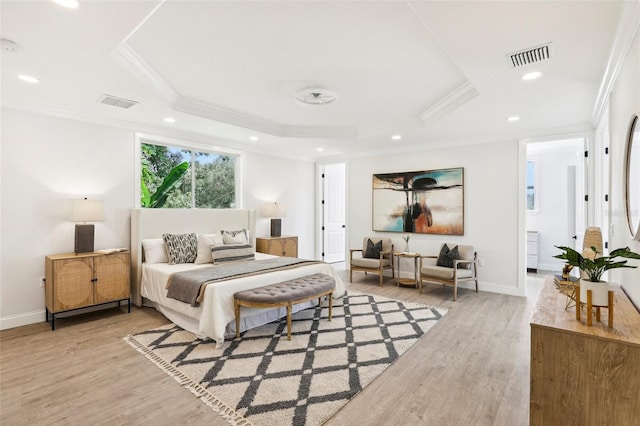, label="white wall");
[348,140,520,296]
[527,148,583,271]
[607,29,640,306]
[244,151,316,259]
[0,108,316,329]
